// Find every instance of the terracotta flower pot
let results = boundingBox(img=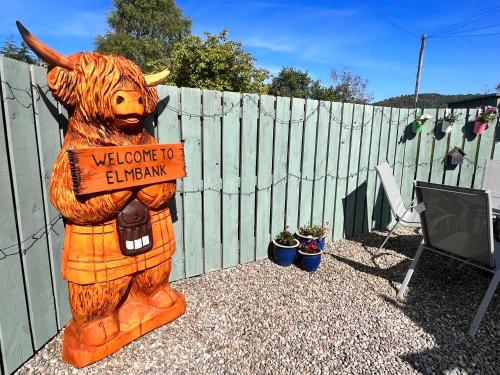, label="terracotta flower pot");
[473,120,487,135]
